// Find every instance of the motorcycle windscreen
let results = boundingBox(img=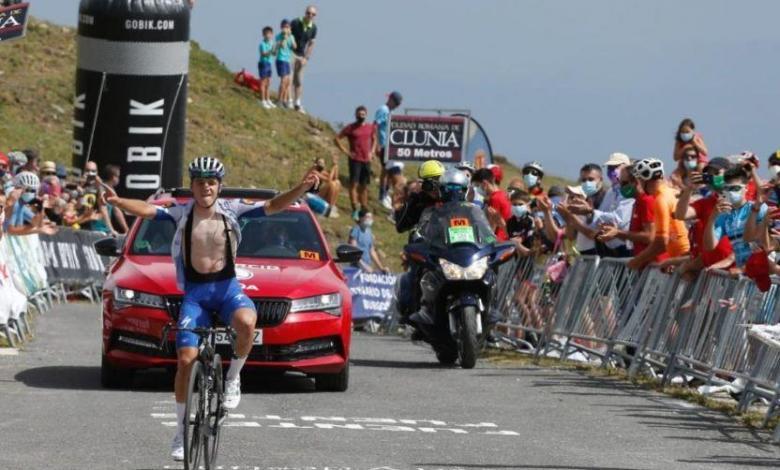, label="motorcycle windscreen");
[420,202,497,249]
